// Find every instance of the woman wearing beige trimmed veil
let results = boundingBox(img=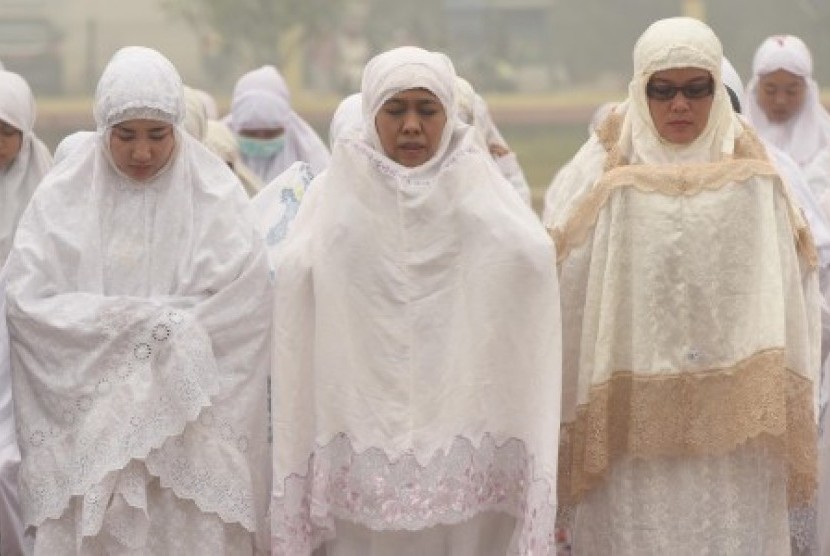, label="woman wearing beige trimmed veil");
[5,46,272,554]
[269,46,562,555]
[548,17,821,554]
